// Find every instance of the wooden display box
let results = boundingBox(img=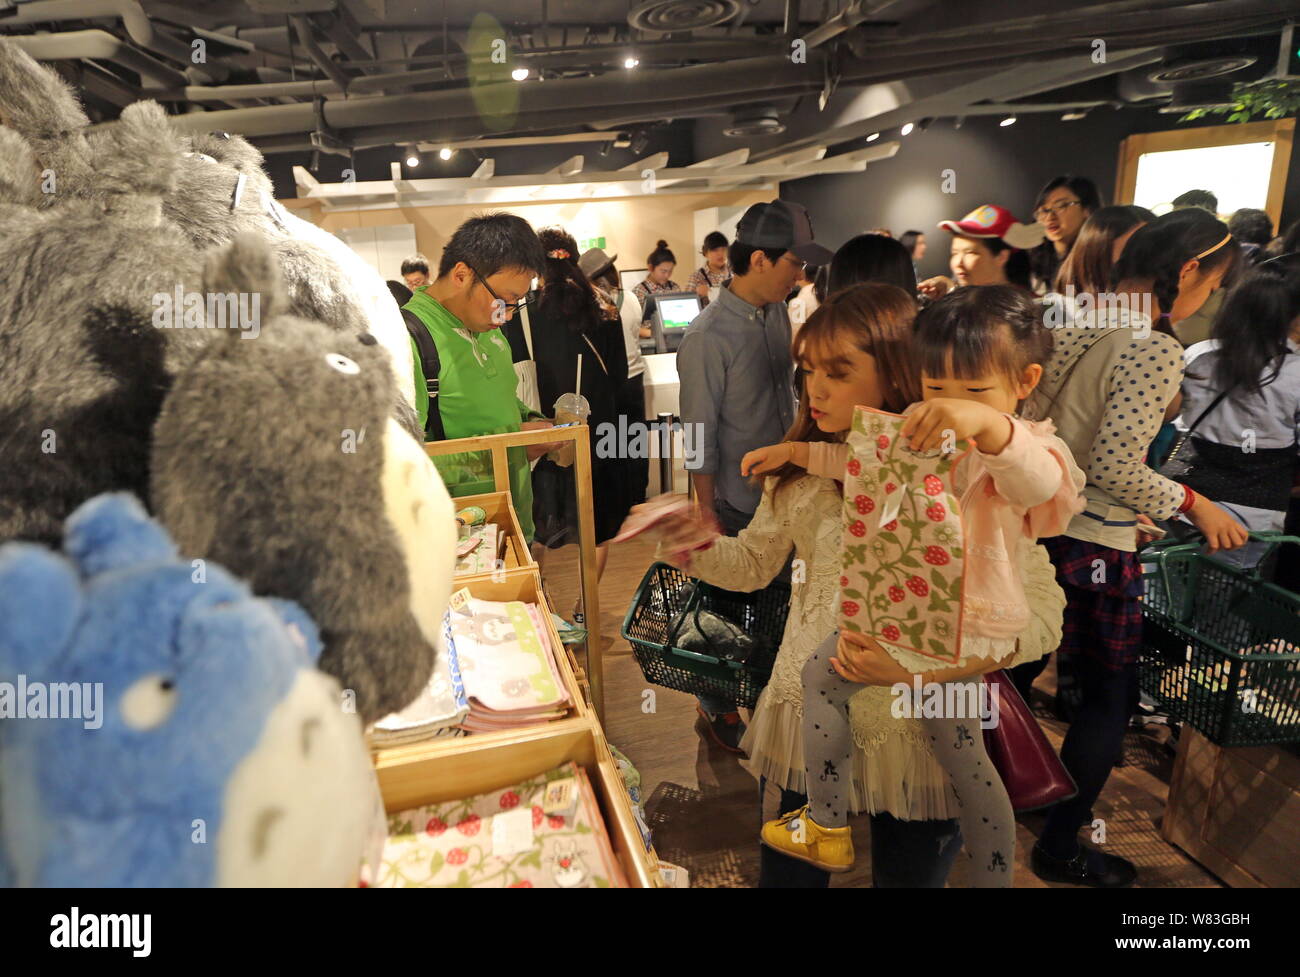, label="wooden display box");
[452,491,532,580]
[374,720,659,887]
[1161,727,1300,887]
